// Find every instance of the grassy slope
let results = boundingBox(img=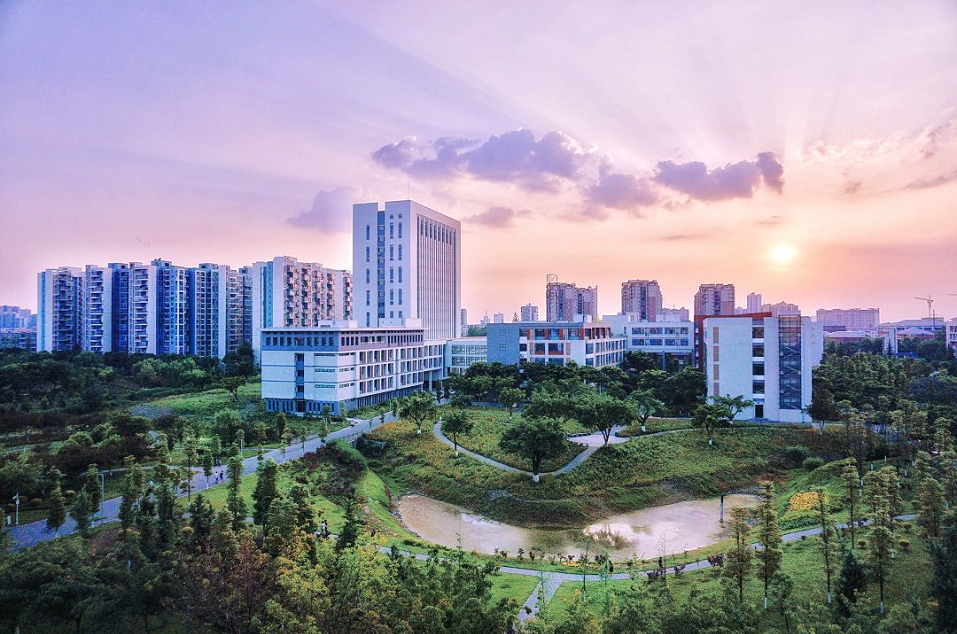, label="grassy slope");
[366,419,842,527]
[546,522,931,627]
[449,407,587,472]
